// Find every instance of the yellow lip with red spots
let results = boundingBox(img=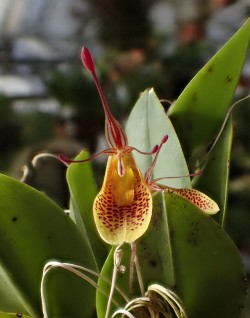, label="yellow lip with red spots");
[94,152,152,245]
